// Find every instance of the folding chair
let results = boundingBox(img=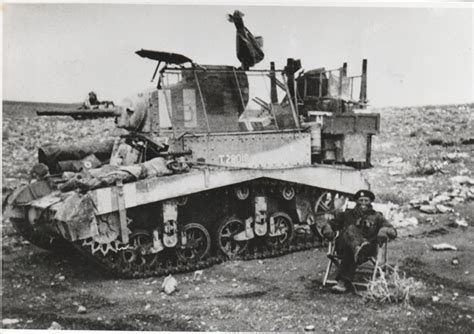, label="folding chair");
[322,232,388,289]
